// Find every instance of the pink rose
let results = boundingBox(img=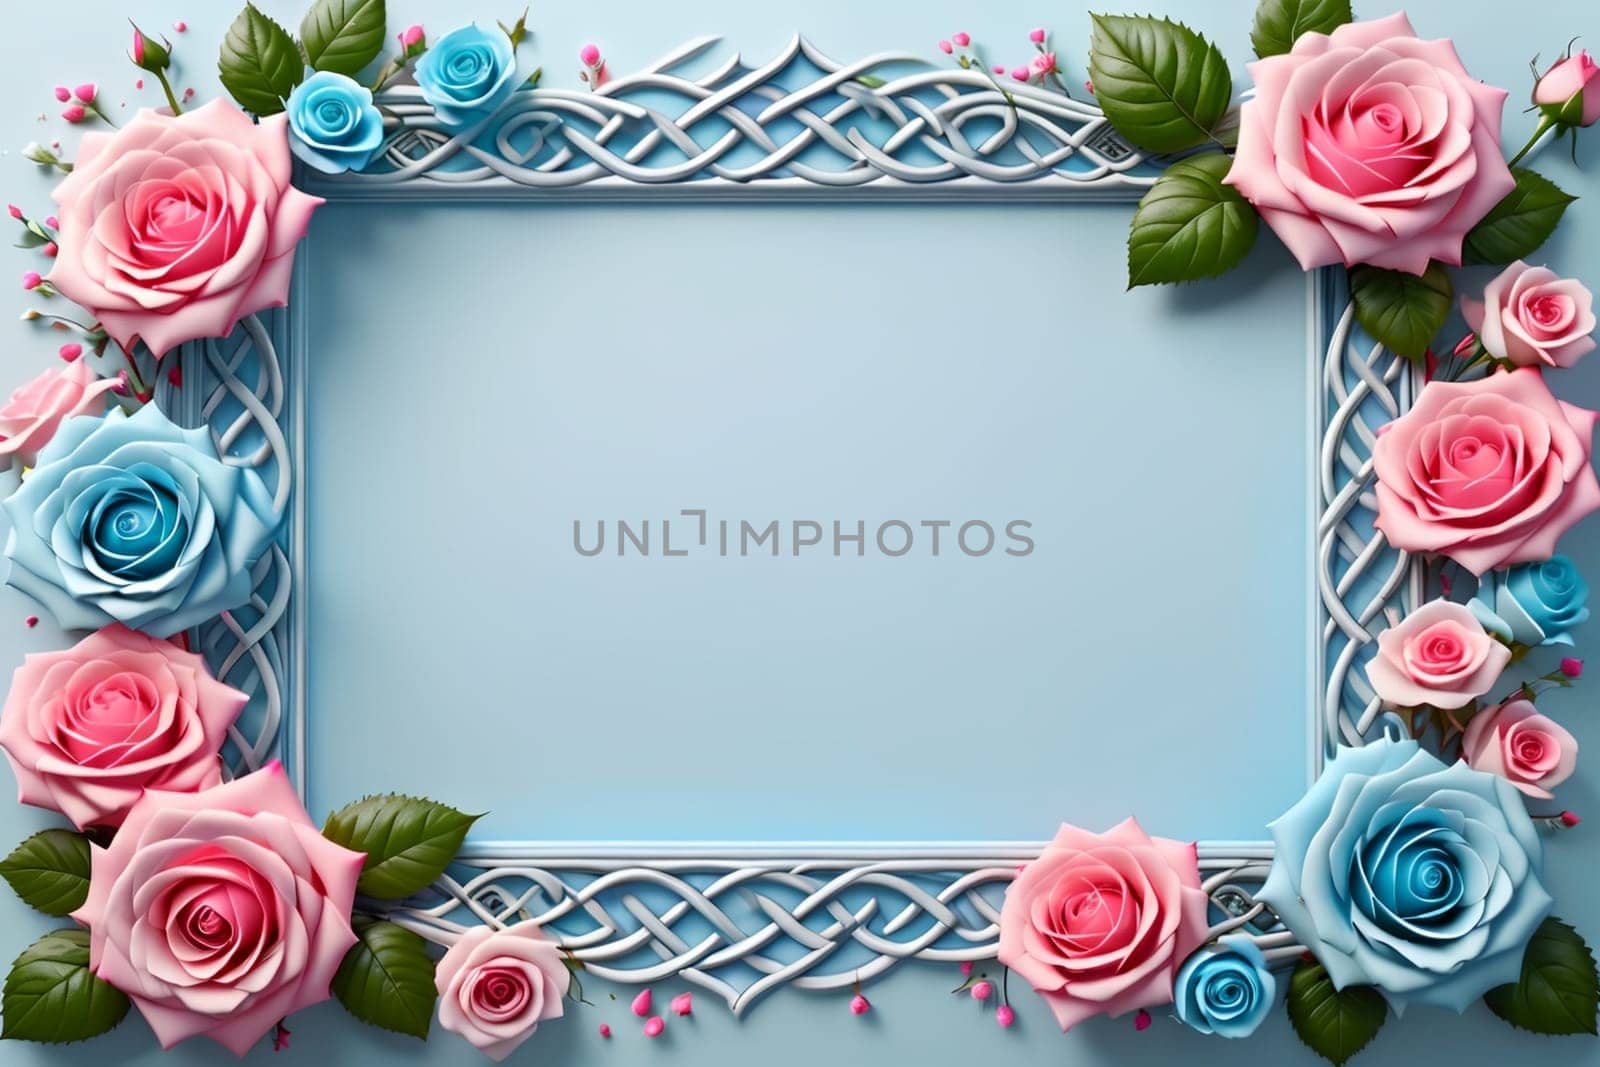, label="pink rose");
[1225,13,1514,274]
[0,625,246,828]
[436,922,570,1061]
[0,359,117,468]
[1534,50,1600,128]
[1365,600,1510,710]
[47,100,322,358]
[998,817,1208,1031]
[73,763,363,1054]
[1373,368,1600,575]
[1463,262,1597,369]
[1463,698,1578,799]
